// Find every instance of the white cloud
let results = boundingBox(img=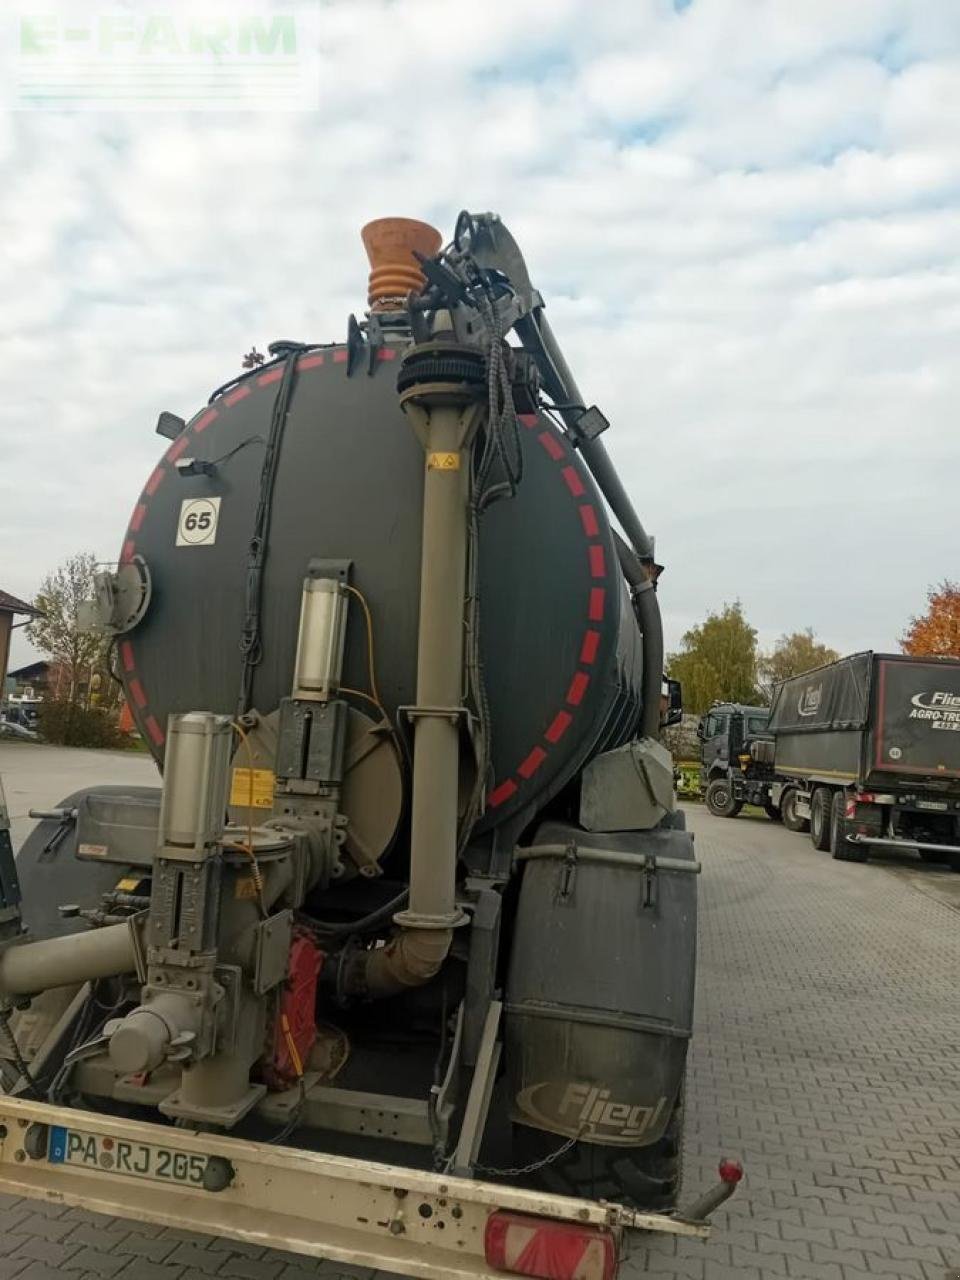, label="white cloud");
[1,0,958,674]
